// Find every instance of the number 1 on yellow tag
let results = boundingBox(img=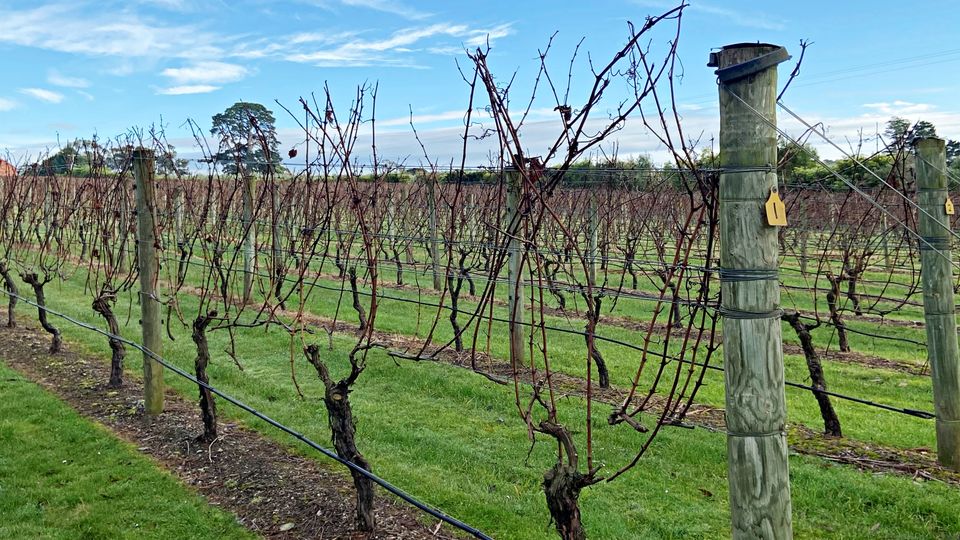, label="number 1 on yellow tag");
[765,188,787,226]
